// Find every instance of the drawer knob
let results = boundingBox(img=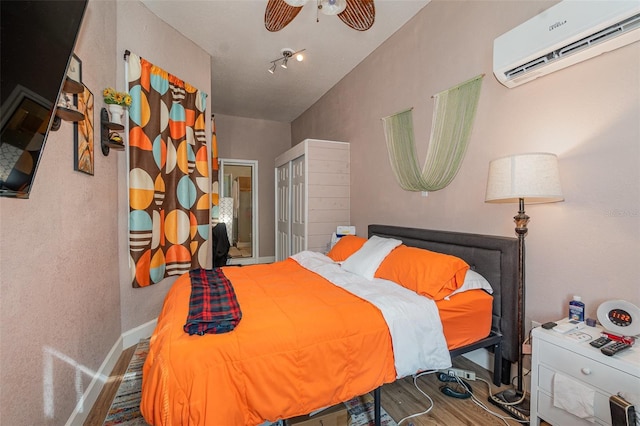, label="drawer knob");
[581,367,592,375]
